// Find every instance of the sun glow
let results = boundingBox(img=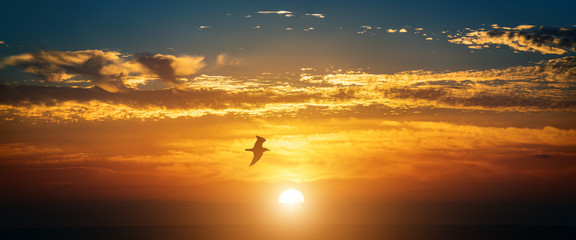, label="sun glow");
[279,189,304,209]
